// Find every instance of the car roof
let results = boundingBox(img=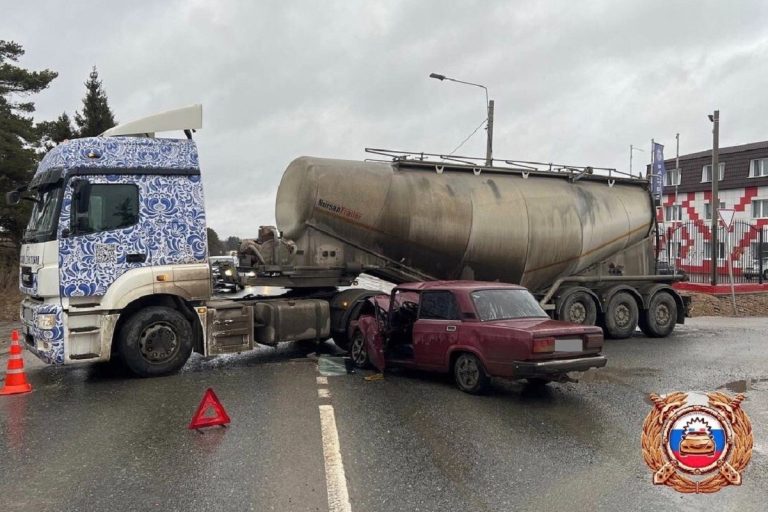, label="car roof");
[395,280,527,292]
